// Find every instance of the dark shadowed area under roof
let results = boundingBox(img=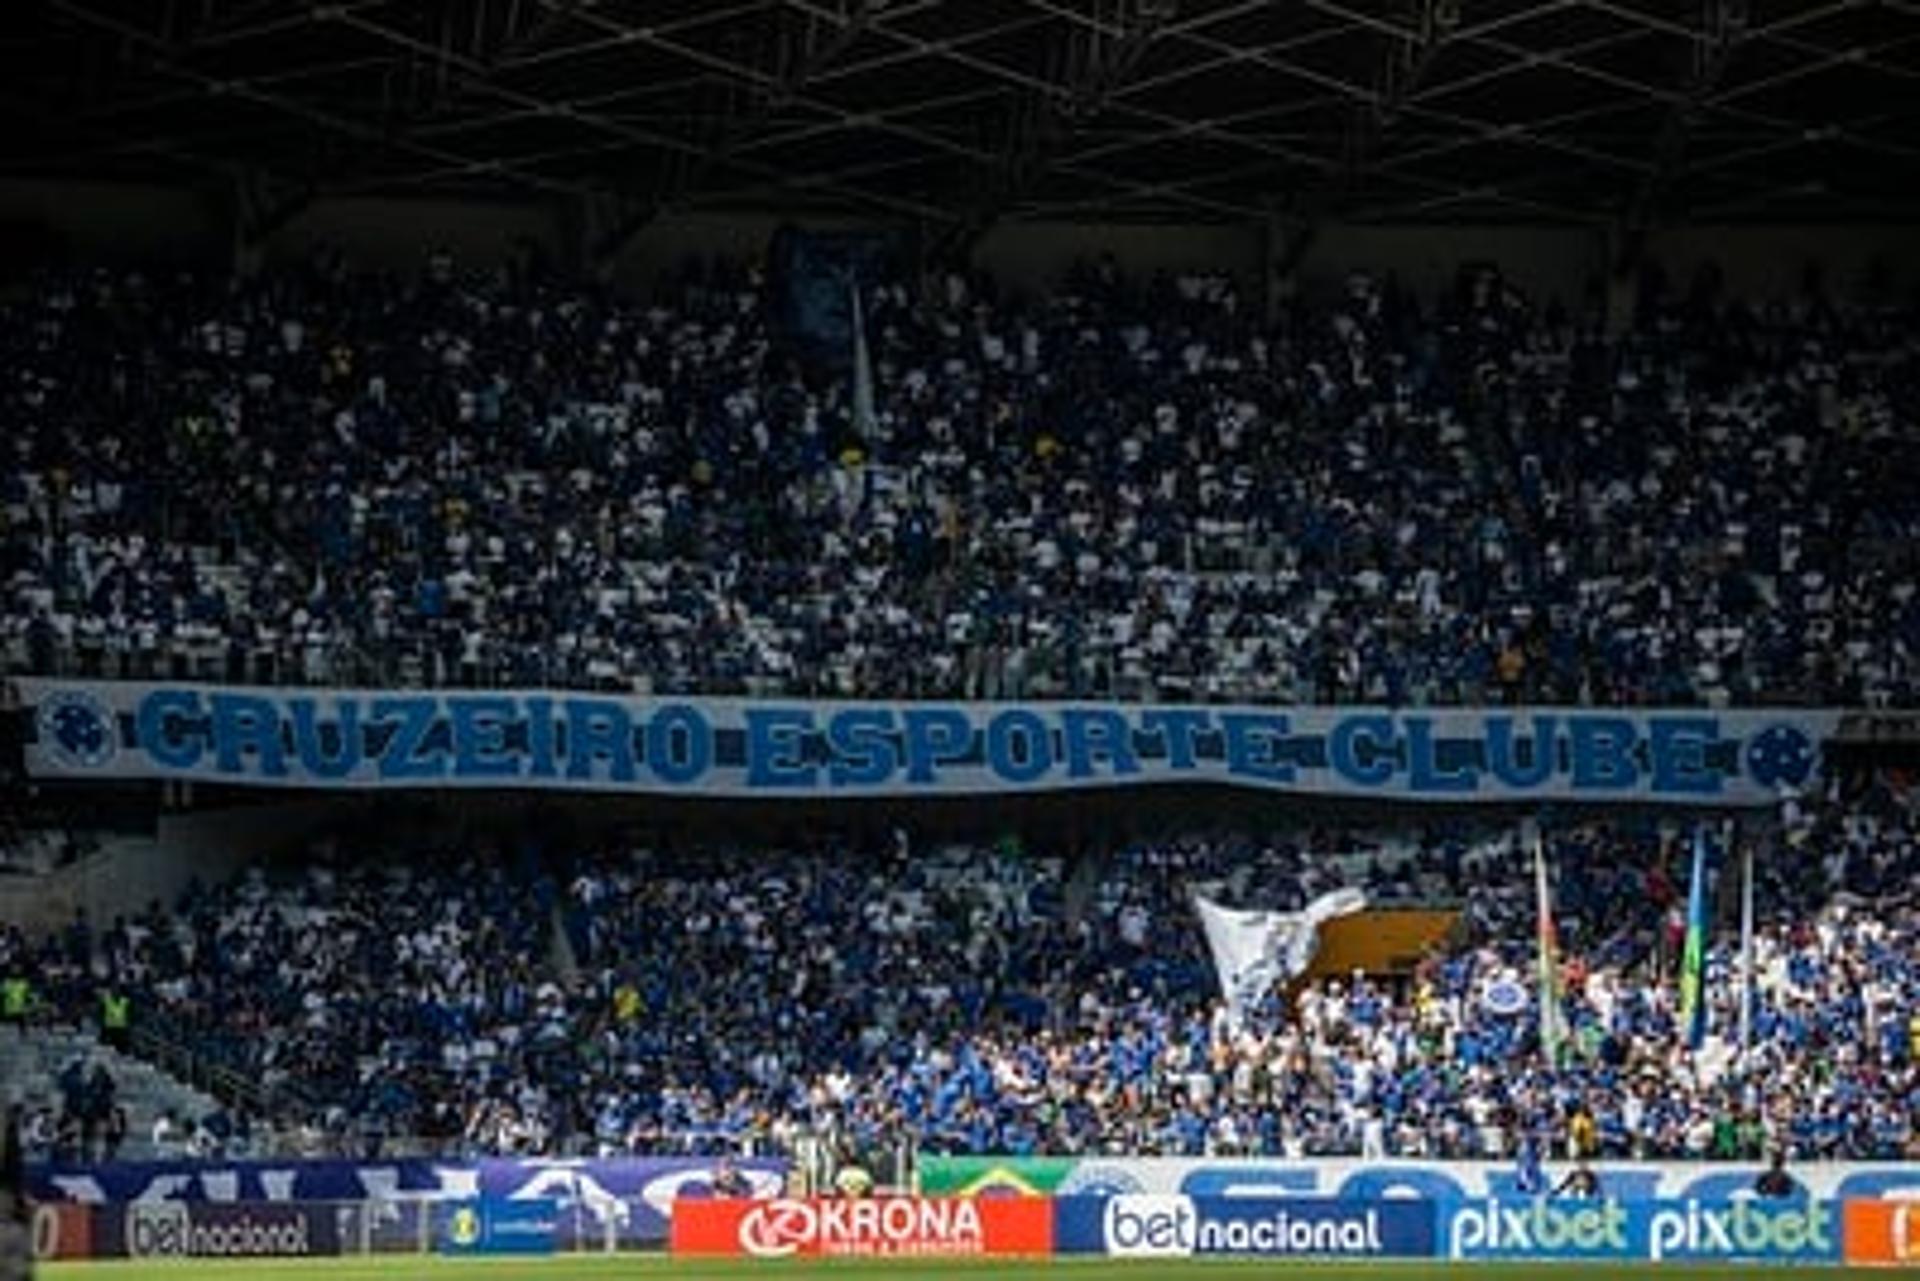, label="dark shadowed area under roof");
[6,0,1919,235]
